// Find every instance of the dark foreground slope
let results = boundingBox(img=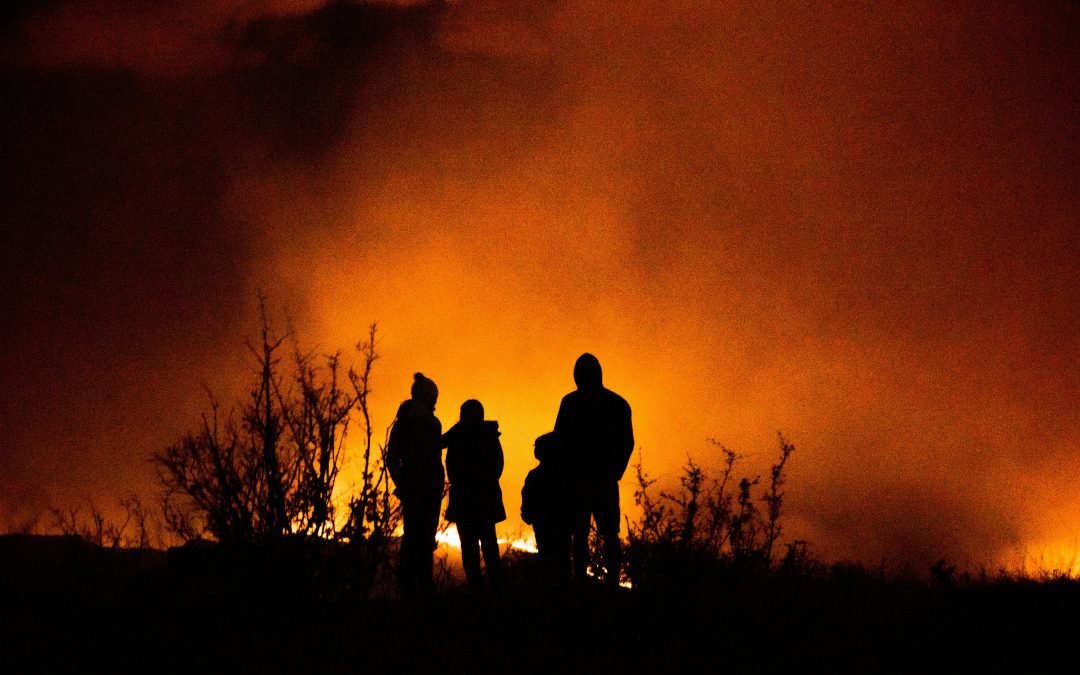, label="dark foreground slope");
[2,535,1078,673]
